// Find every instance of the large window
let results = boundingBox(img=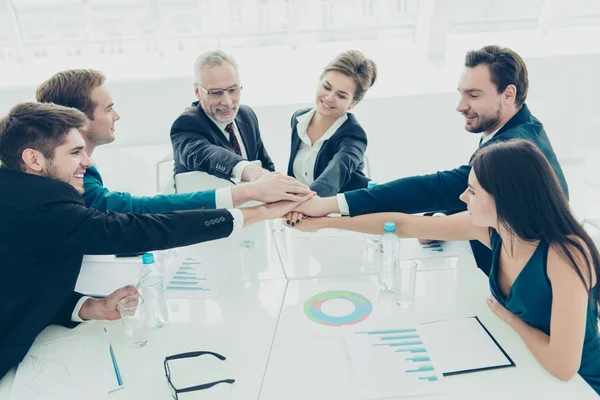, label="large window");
[1,0,600,84]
